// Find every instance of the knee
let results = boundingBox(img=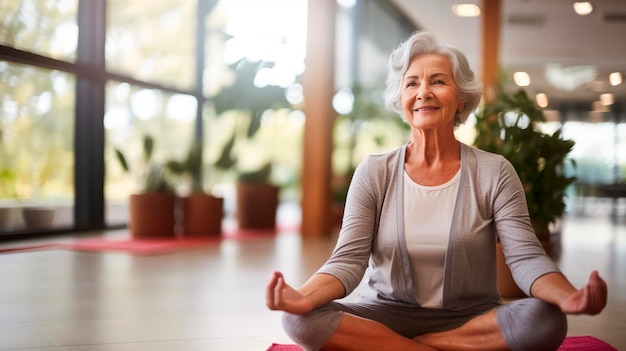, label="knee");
[282,307,343,351]
[531,300,567,348]
[497,298,567,351]
[281,312,309,344]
